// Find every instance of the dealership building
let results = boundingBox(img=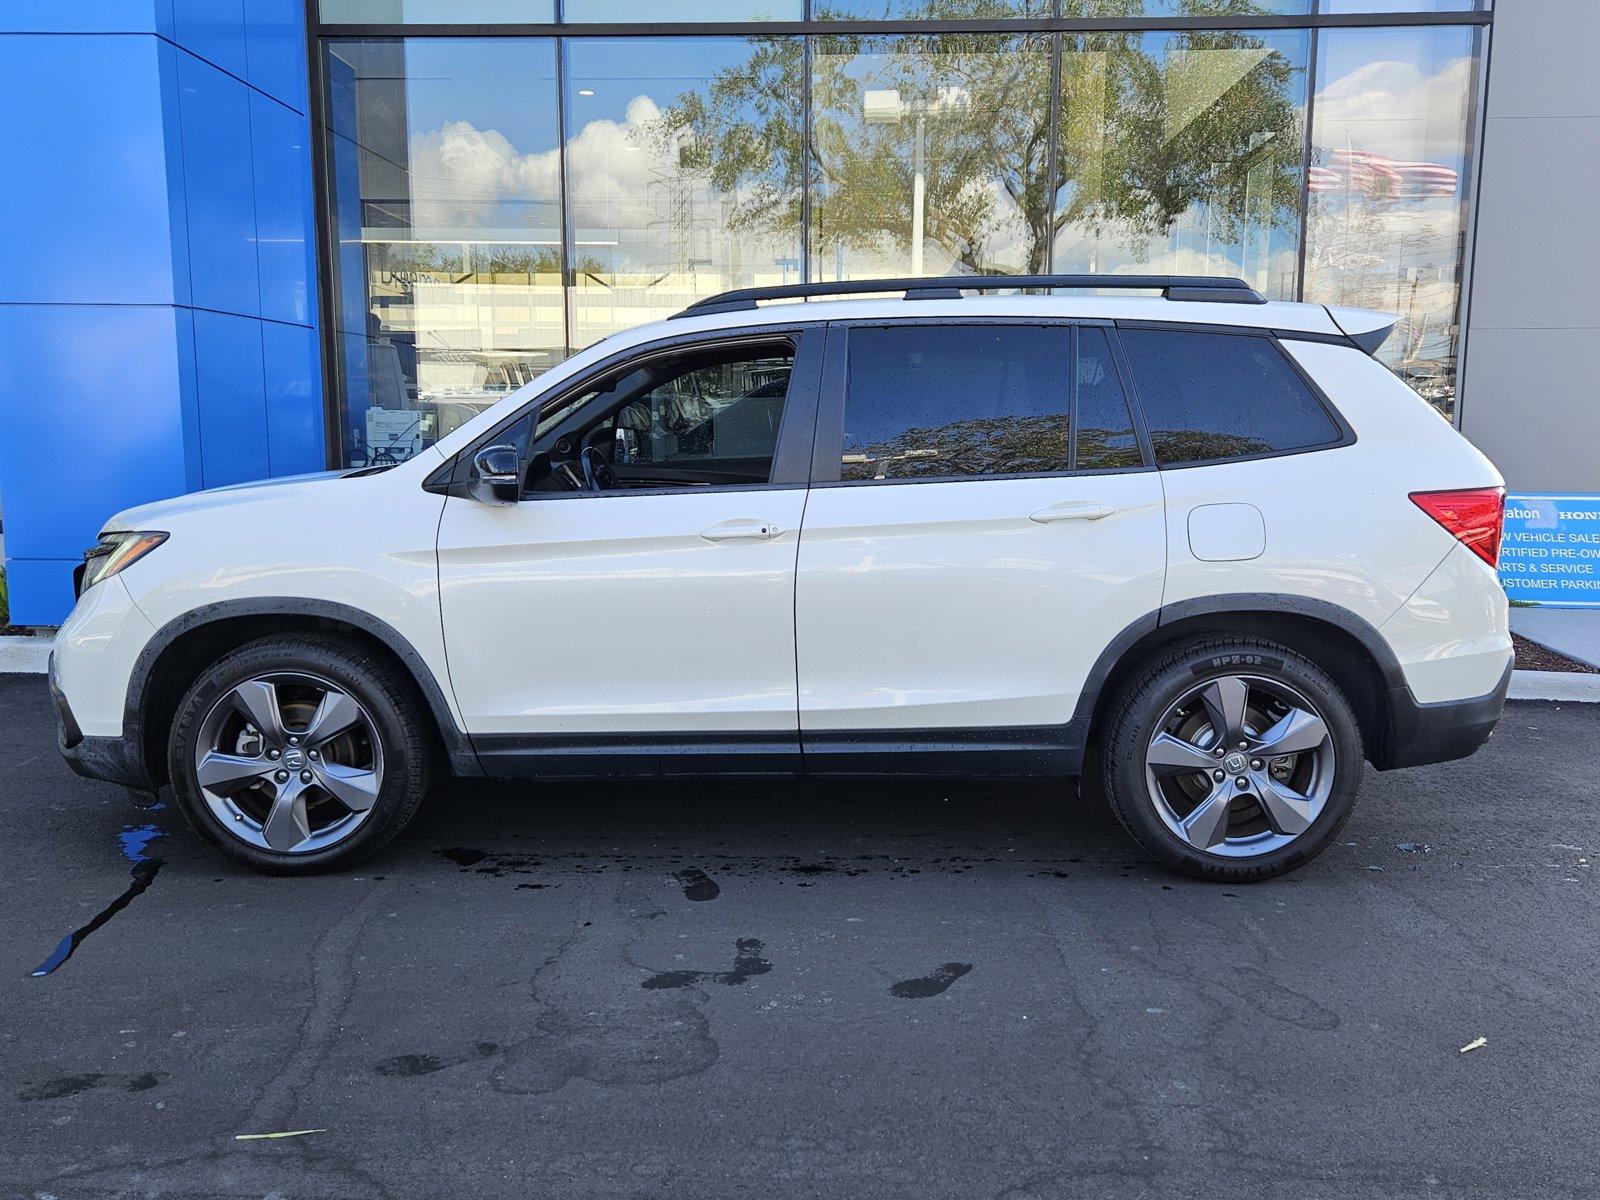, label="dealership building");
[0,0,1595,624]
